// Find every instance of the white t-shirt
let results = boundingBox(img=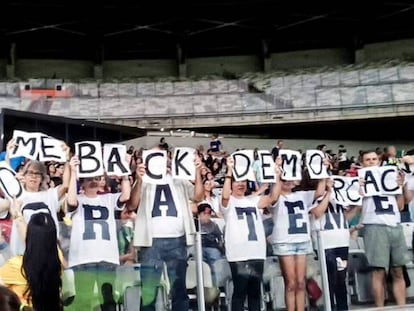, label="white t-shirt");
[361,195,401,227]
[146,175,193,238]
[221,195,266,262]
[9,187,60,256]
[311,193,350,250]
[68,193,122,267]
[271,190,315,244]
[407,175,414,221]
